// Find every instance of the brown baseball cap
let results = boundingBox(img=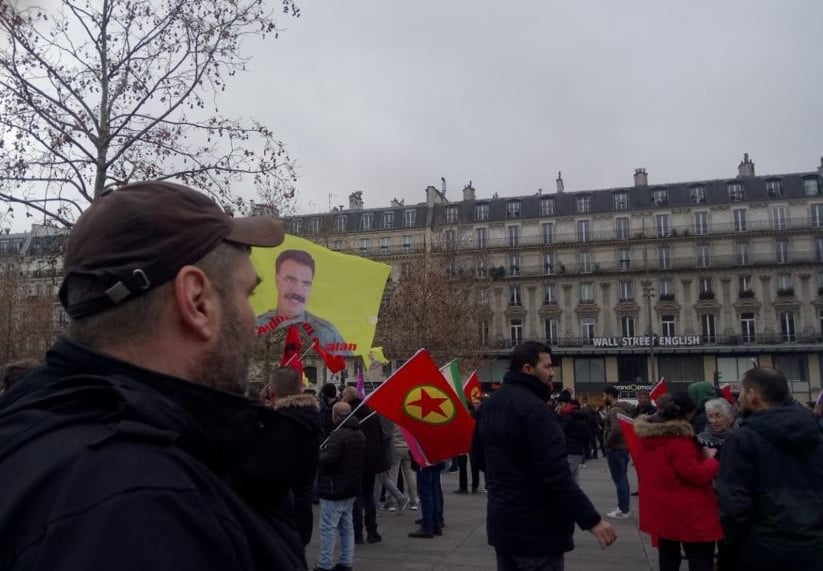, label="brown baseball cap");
[59,180,284,318]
